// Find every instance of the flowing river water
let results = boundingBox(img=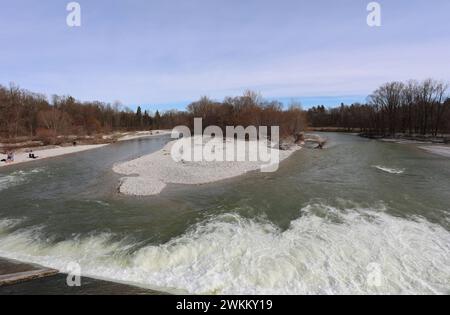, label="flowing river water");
[0,133,449,294]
